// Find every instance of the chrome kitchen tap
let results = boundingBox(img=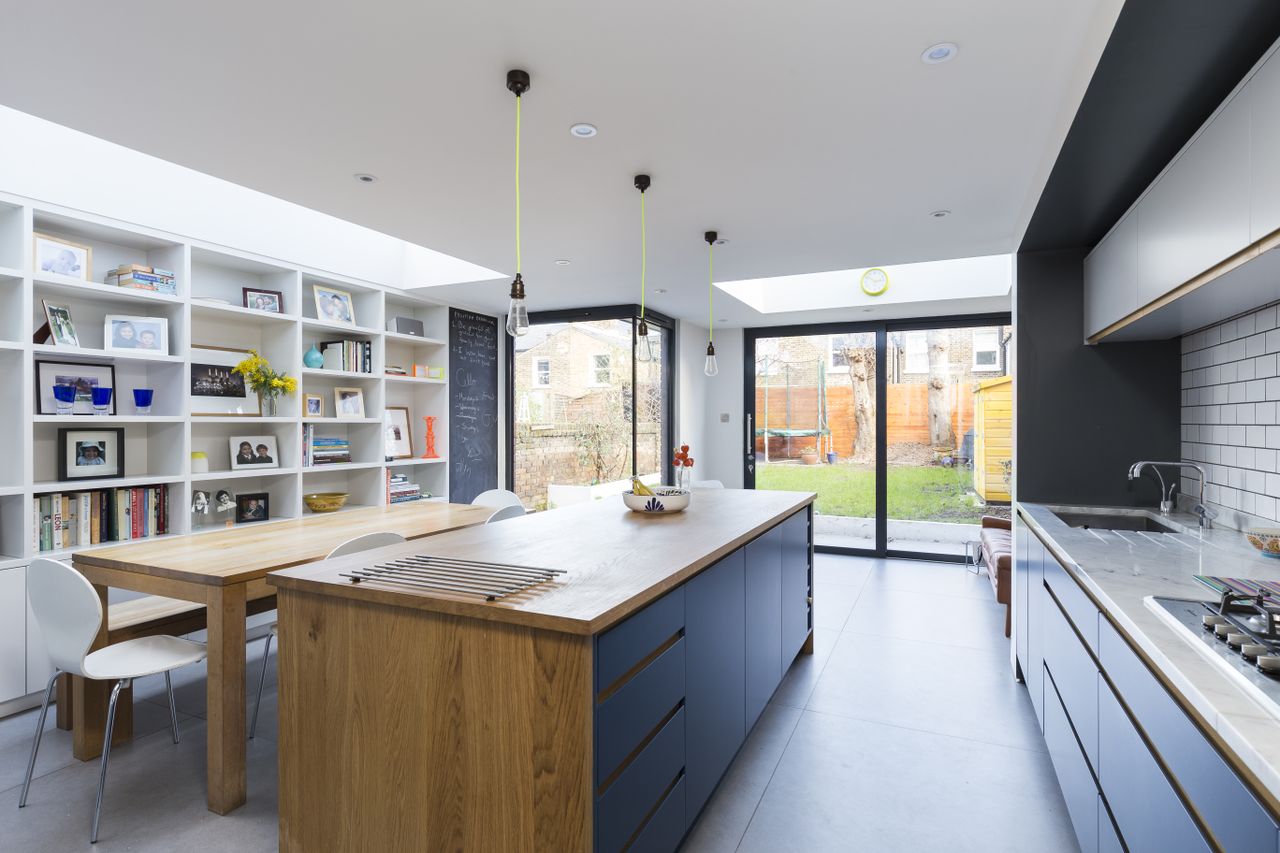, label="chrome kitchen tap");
[1127,460,1216,528]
